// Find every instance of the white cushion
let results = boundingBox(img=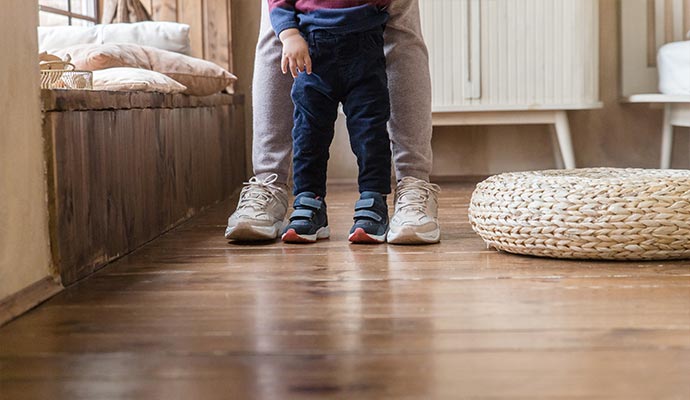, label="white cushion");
[38,25,101,54]
[658,41,690,95]
[92,67,187,93]
[101,22,191,55]
[38,22,191,55]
